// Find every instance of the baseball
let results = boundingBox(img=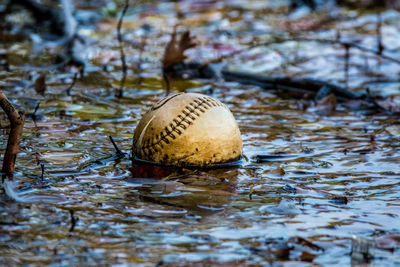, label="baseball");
[132,93,242,167]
